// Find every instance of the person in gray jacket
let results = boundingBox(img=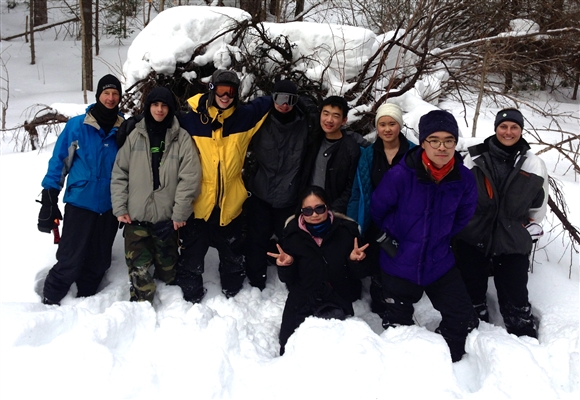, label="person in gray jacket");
[454,108,548,338]
[111,87,202,302]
